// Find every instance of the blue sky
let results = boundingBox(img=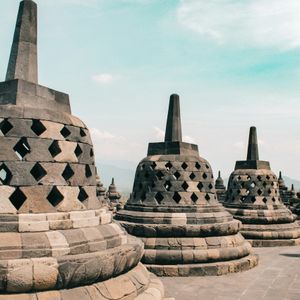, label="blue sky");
[1,0,300,184]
